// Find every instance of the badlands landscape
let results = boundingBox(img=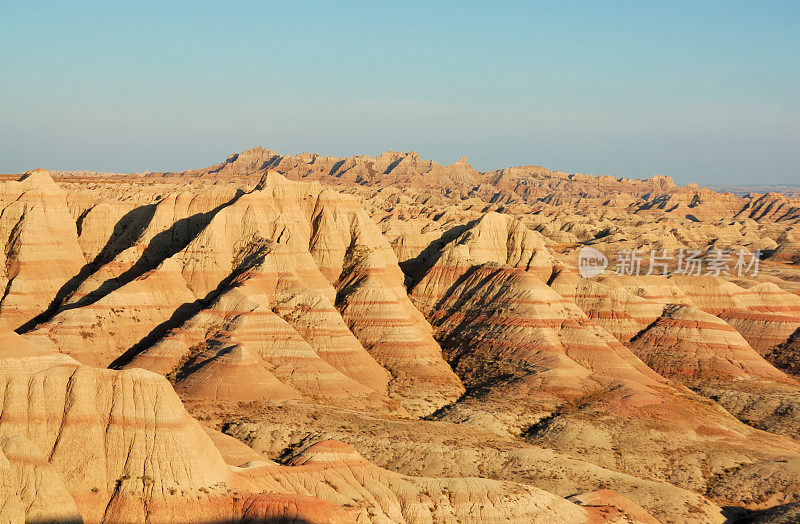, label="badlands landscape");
[2,147,800,523]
